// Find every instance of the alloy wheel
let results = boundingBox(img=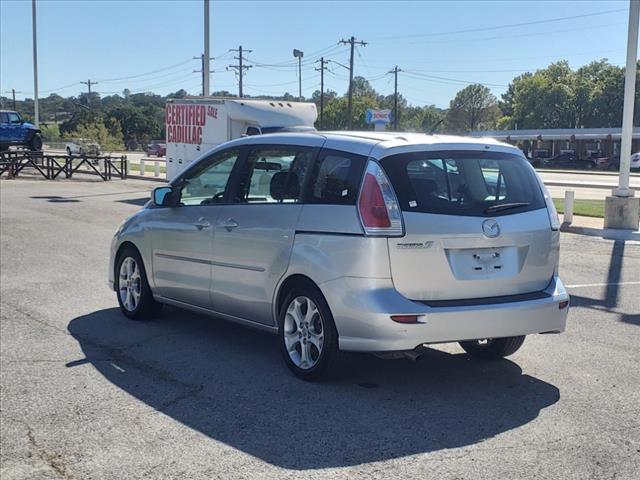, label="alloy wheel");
[119,257,142,312]
[283,296,324,370]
